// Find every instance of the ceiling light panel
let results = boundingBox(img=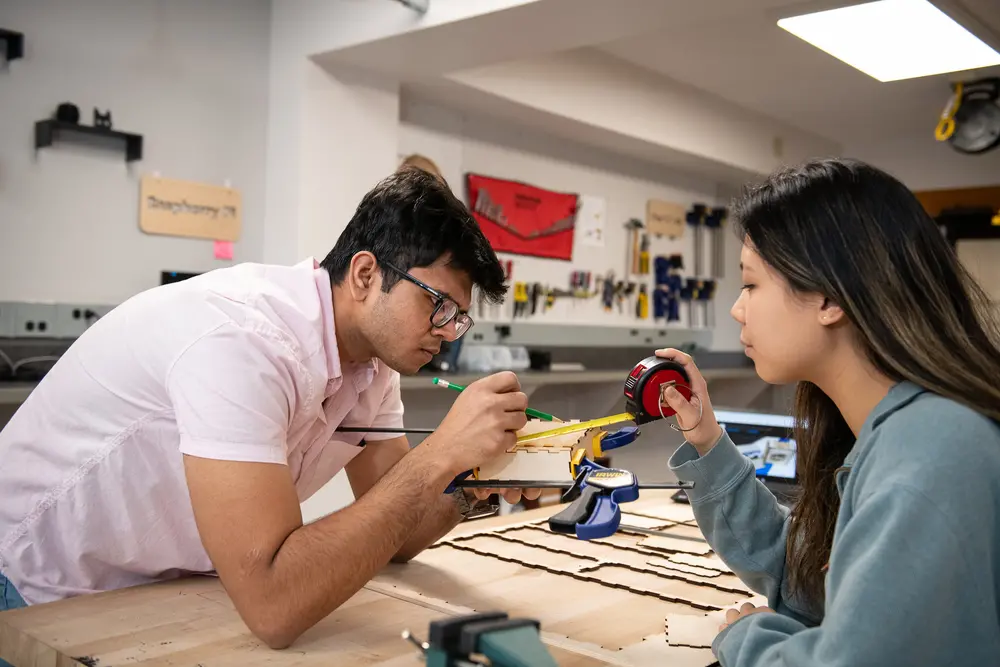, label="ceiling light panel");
[778,0,1000,82]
